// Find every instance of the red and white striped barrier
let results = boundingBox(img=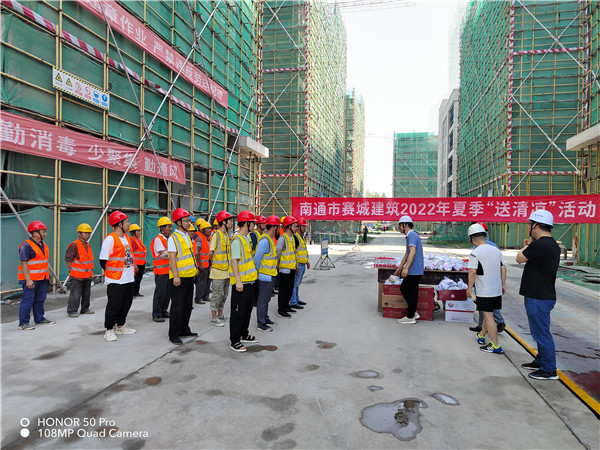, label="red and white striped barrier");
[263,67,307,73]
[509,170,578,175]
[512,47,583,56]
[261,173,306,178]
